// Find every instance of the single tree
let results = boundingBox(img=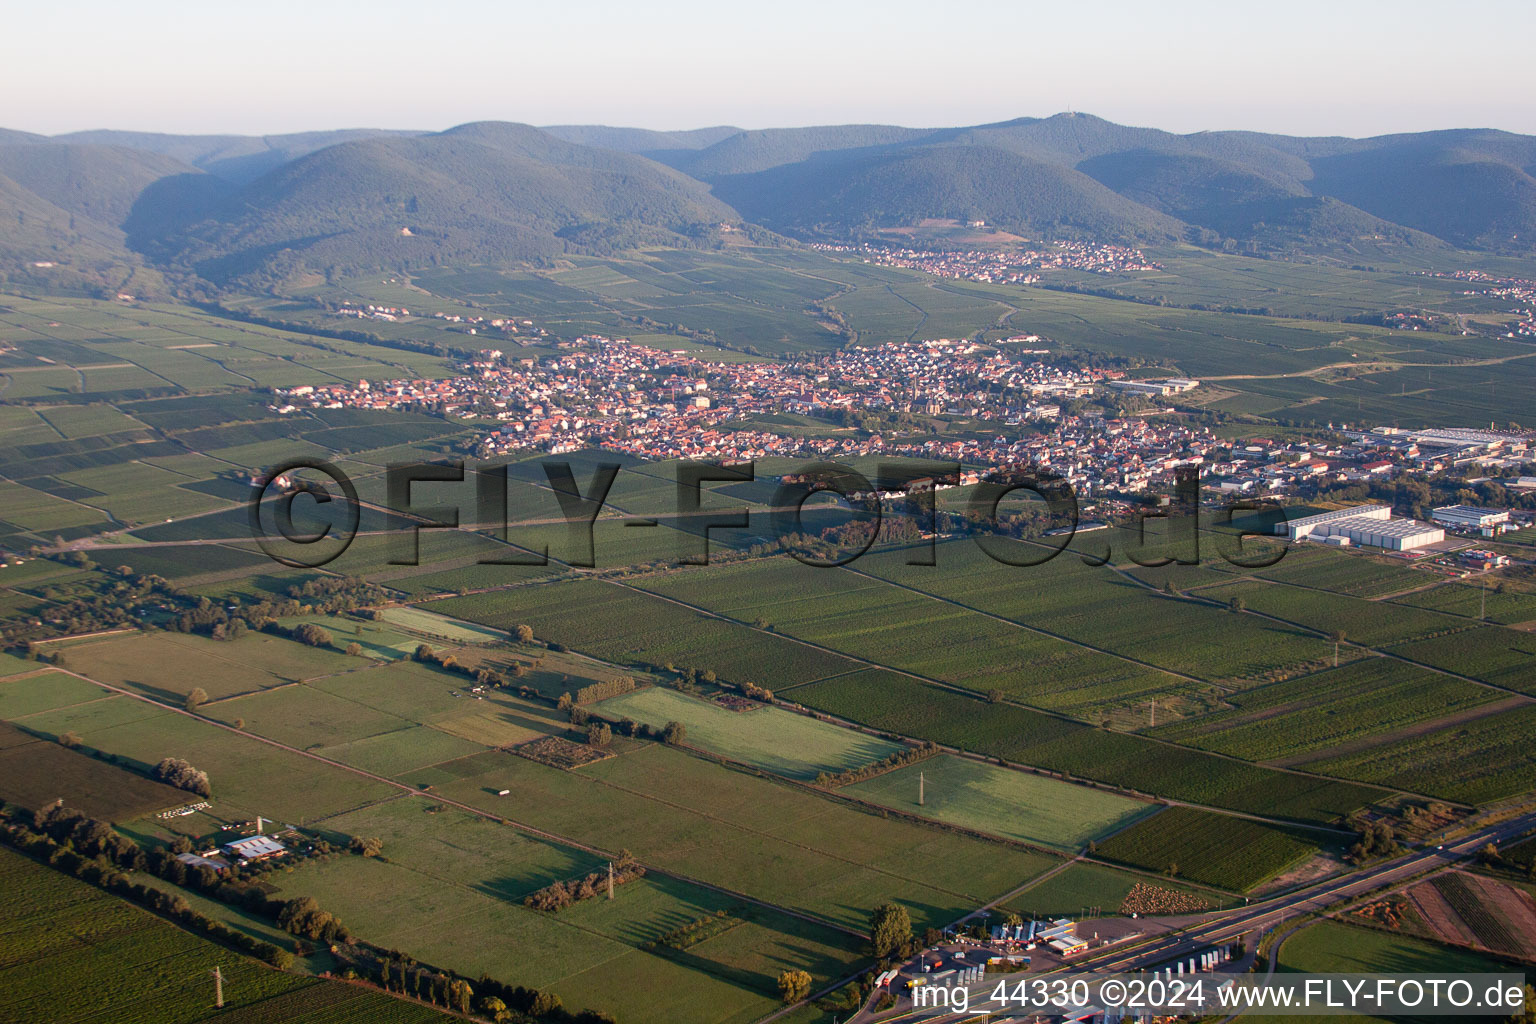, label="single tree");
[514,624,535,644]
[870,901,912,959]
[778,969,813,1004]
[185,687,208,712]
